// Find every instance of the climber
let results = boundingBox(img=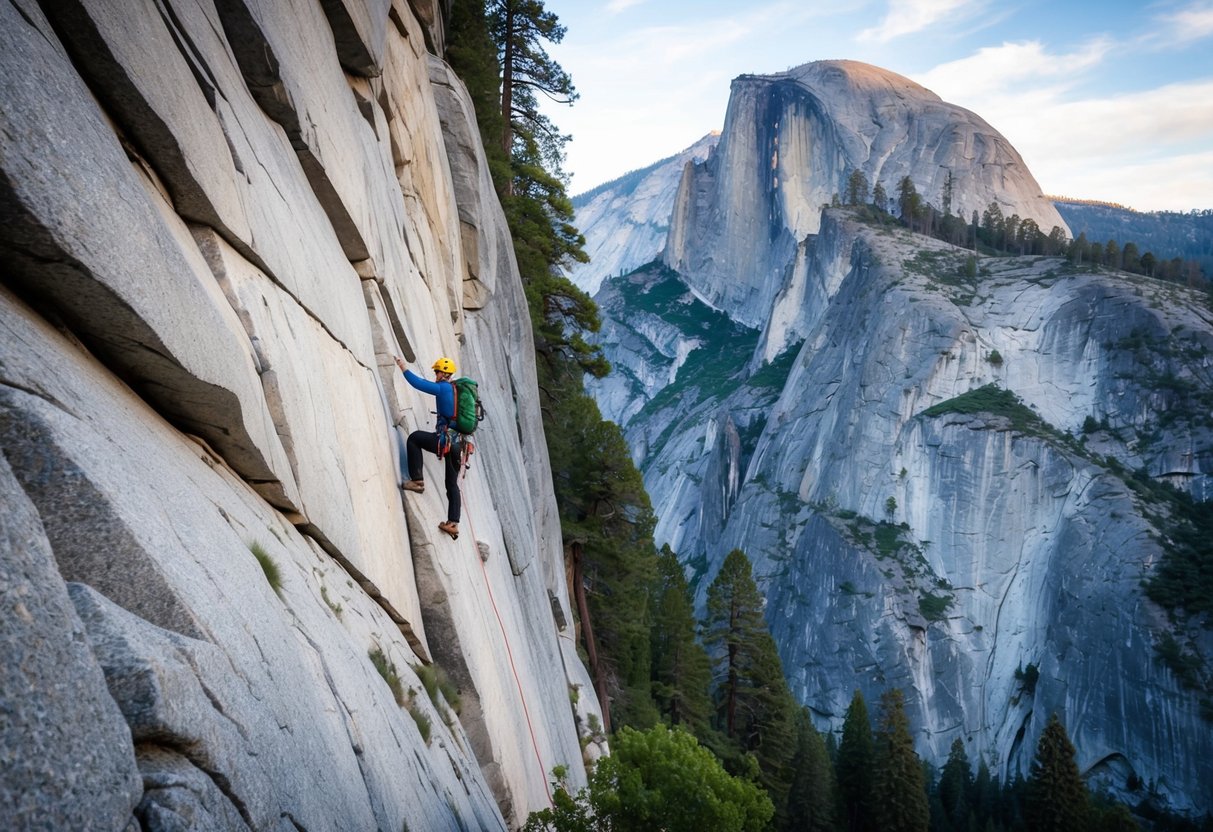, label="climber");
[396,355,461,540]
